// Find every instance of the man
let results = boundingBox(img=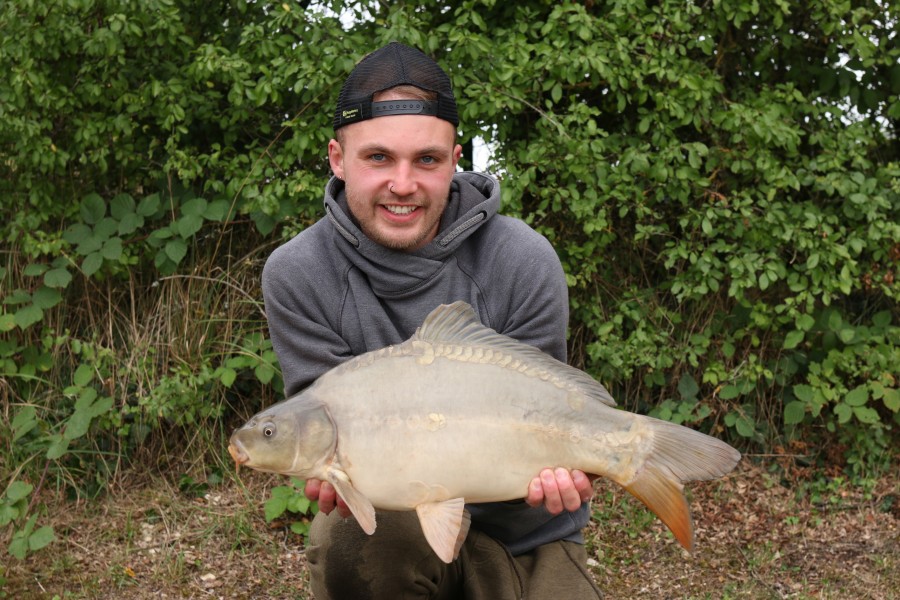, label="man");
[262,41,602,599]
